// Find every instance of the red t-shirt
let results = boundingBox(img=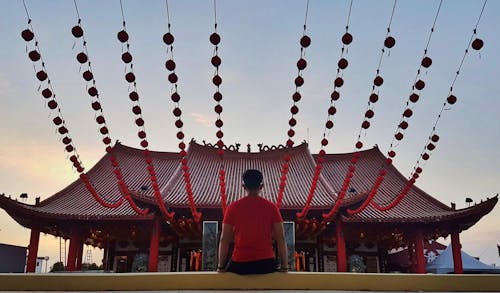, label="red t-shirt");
[223,195,283,262]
